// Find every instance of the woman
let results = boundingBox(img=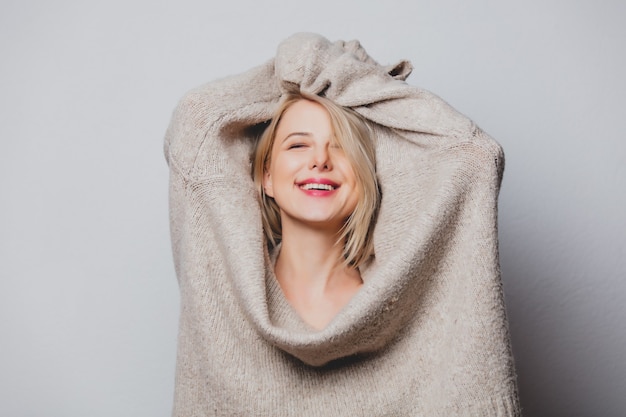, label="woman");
[165,33,520,416]
[252,92,380,330]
